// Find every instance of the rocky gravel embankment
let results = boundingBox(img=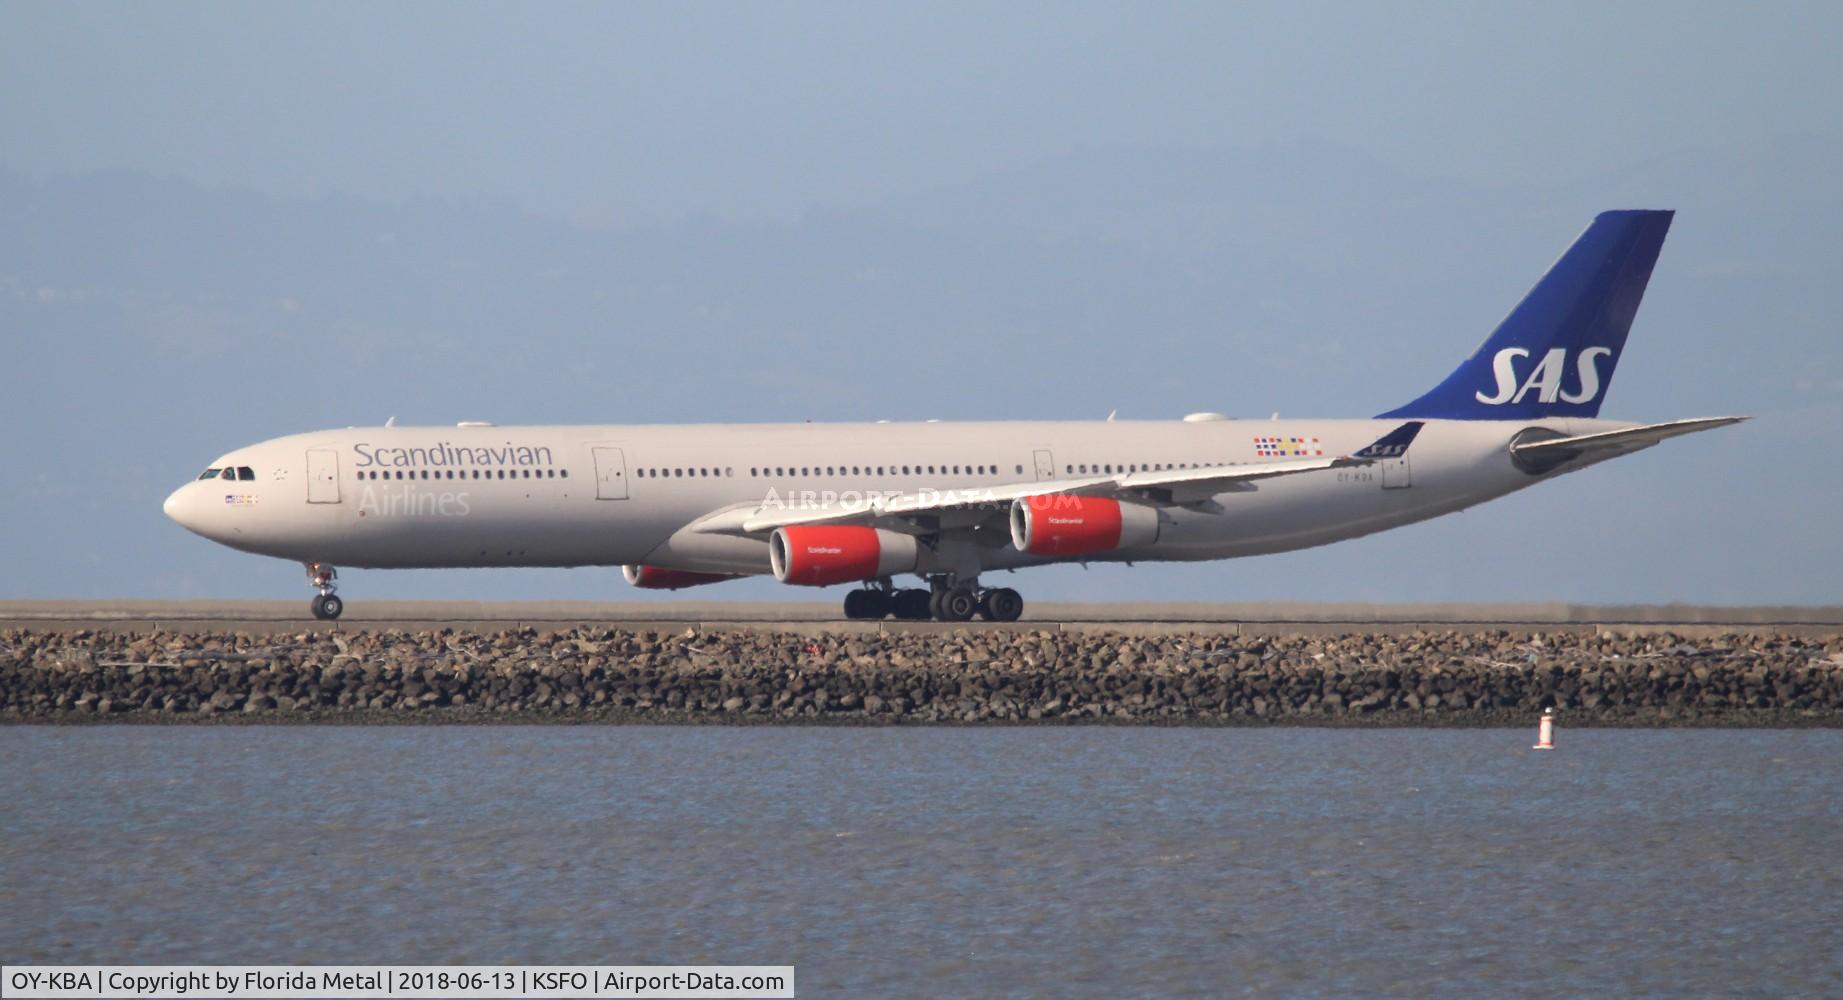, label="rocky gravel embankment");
[3,626,1841,725]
